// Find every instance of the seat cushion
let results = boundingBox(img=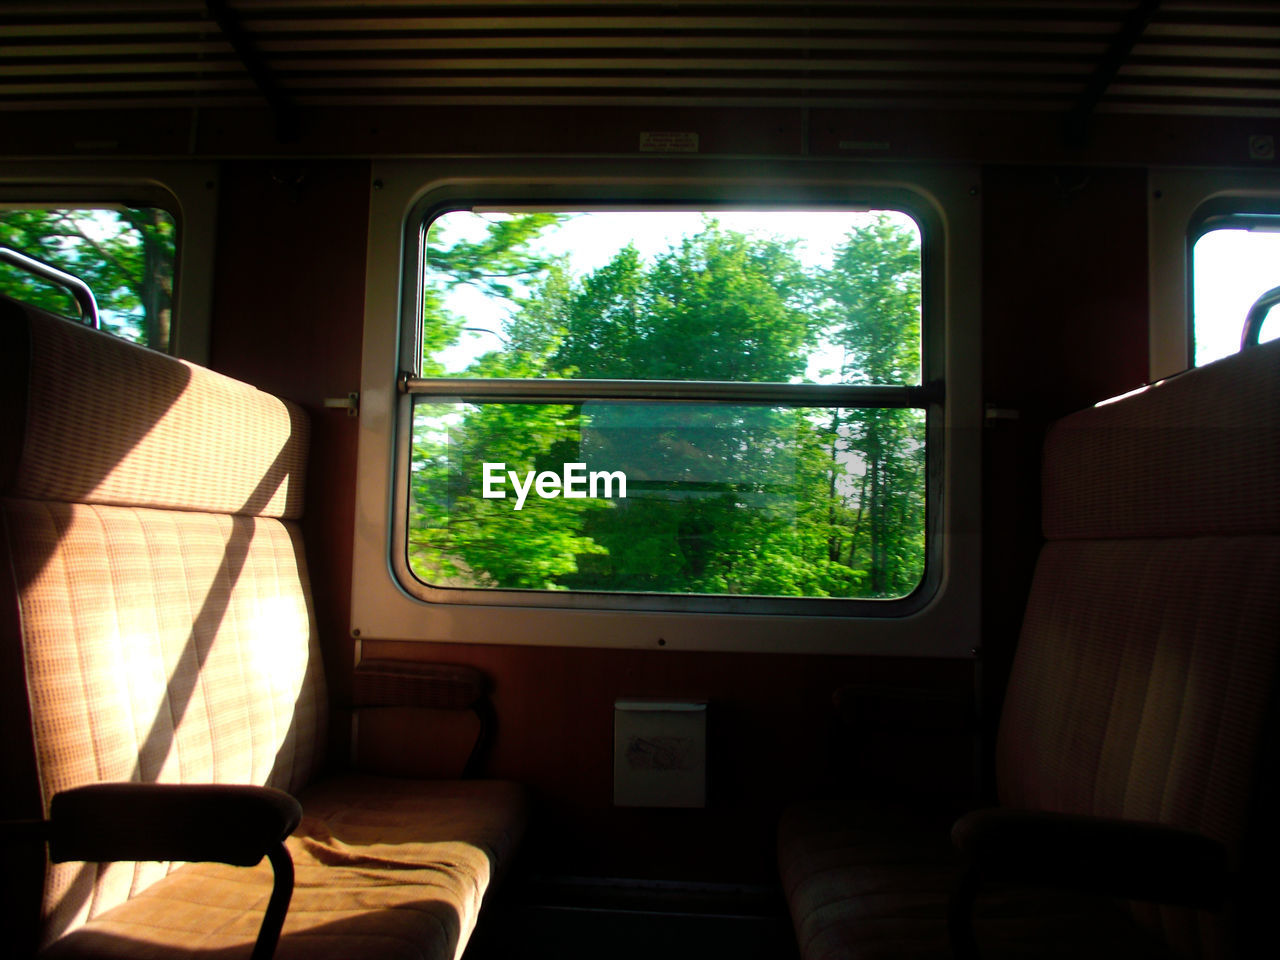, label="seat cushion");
[779,793,1176,960]
[2,499,330,945]
[39,775,529,960]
